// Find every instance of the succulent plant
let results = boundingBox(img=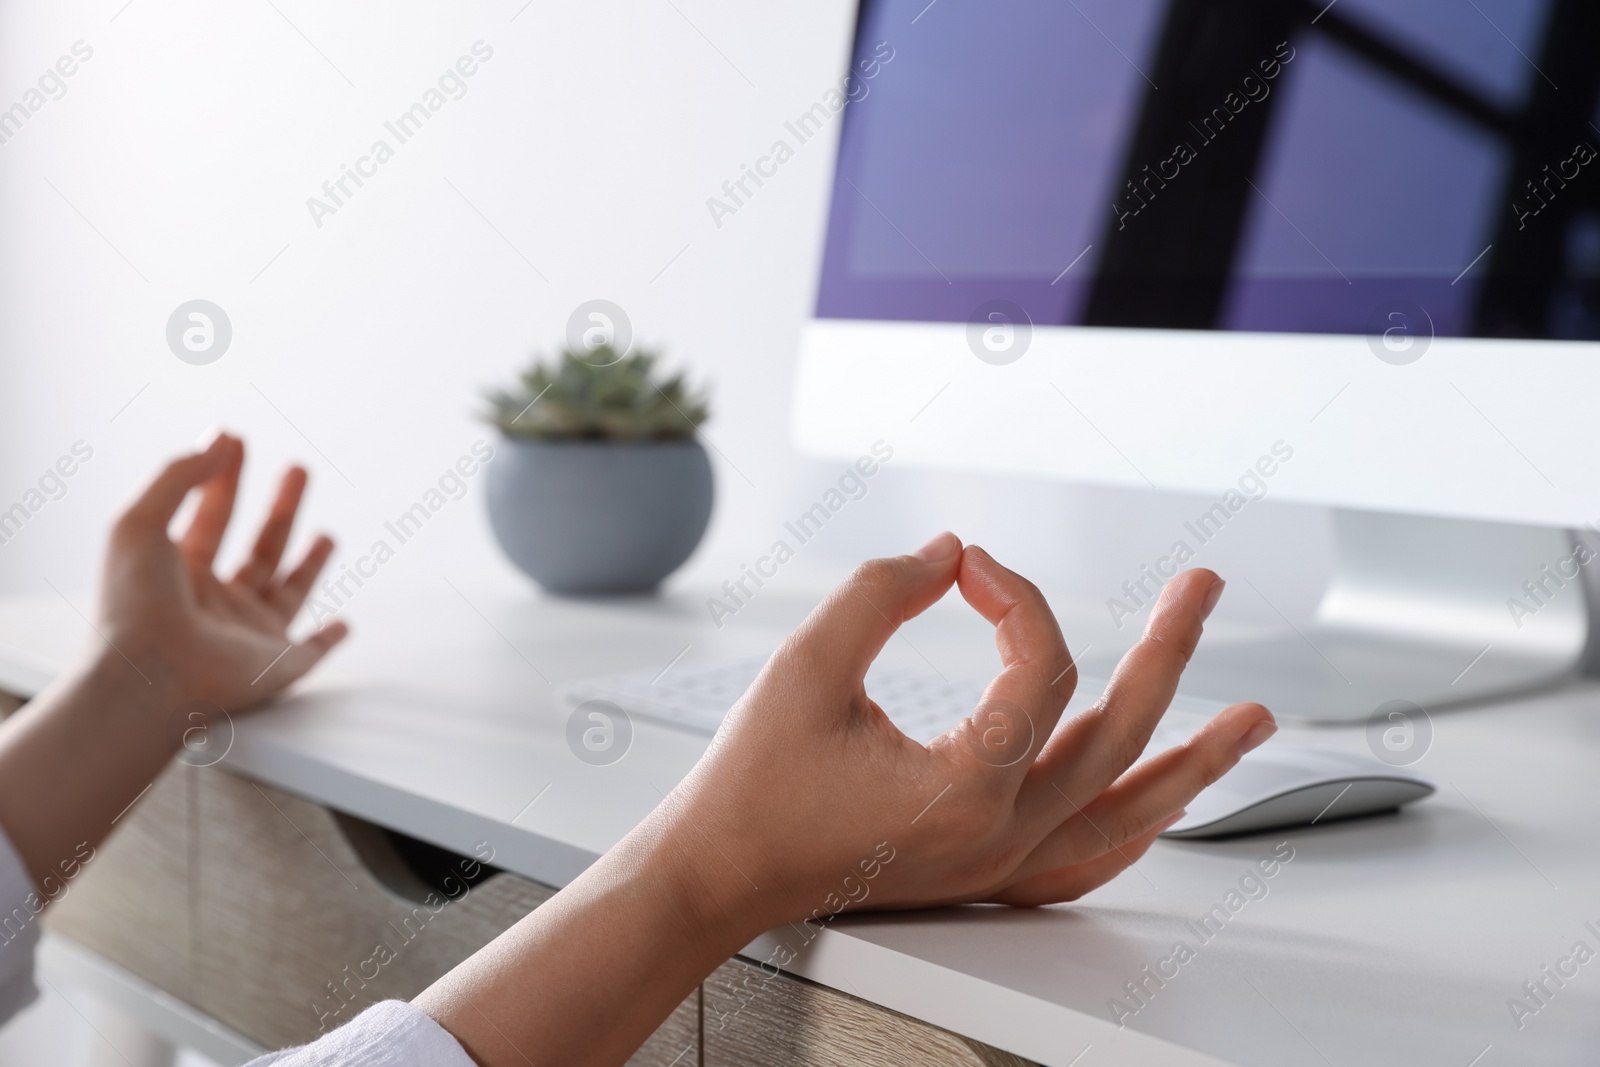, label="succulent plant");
[486,347,710,441]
